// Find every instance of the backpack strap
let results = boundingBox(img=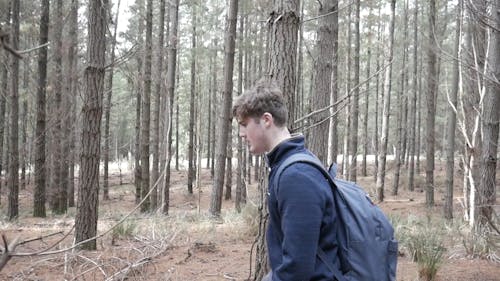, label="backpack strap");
[271,153,346,281]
